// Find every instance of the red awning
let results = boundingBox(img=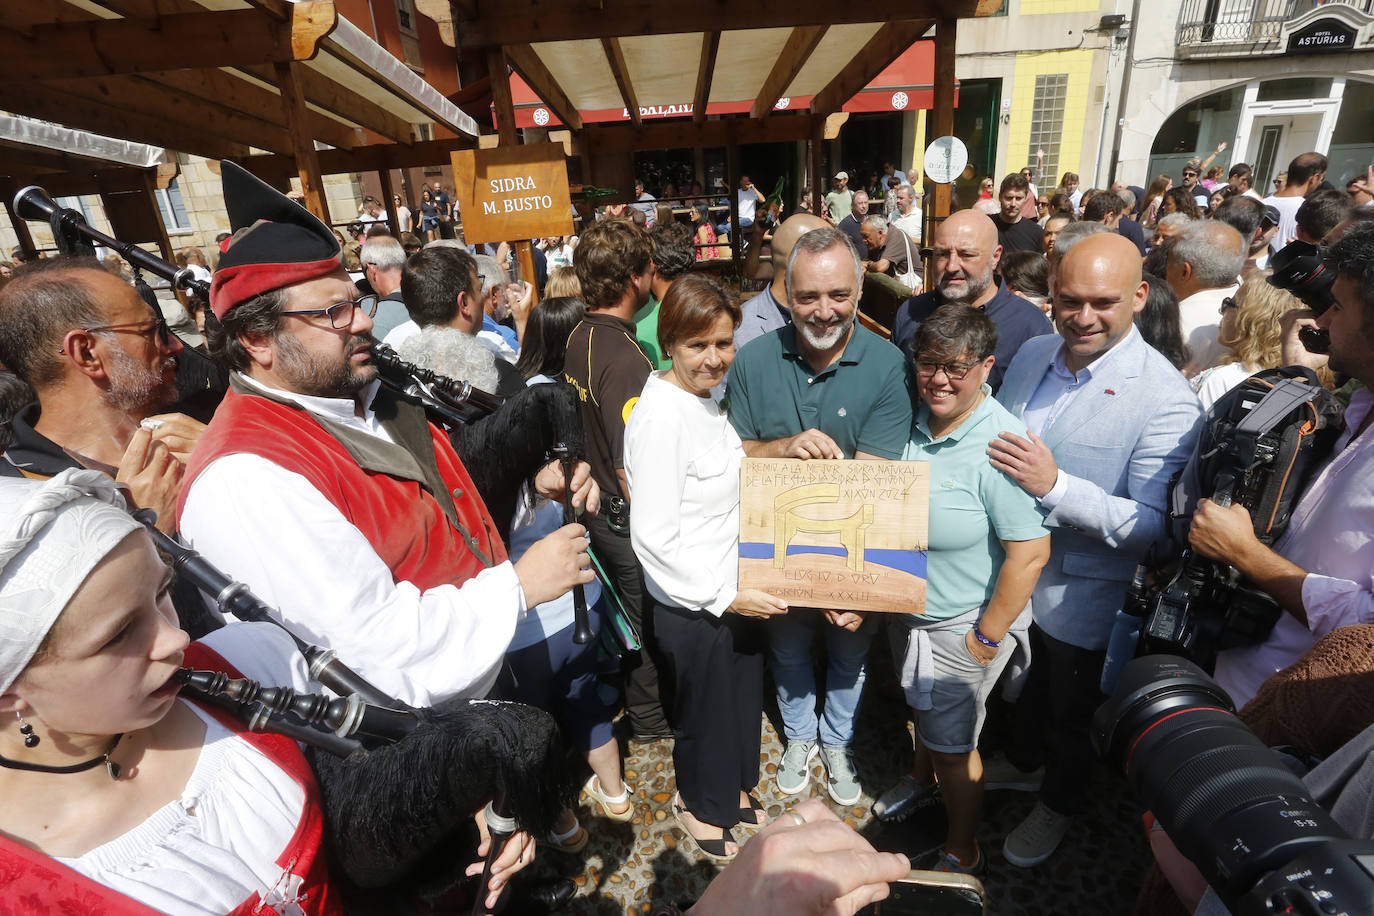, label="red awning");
[507,40,954,129]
